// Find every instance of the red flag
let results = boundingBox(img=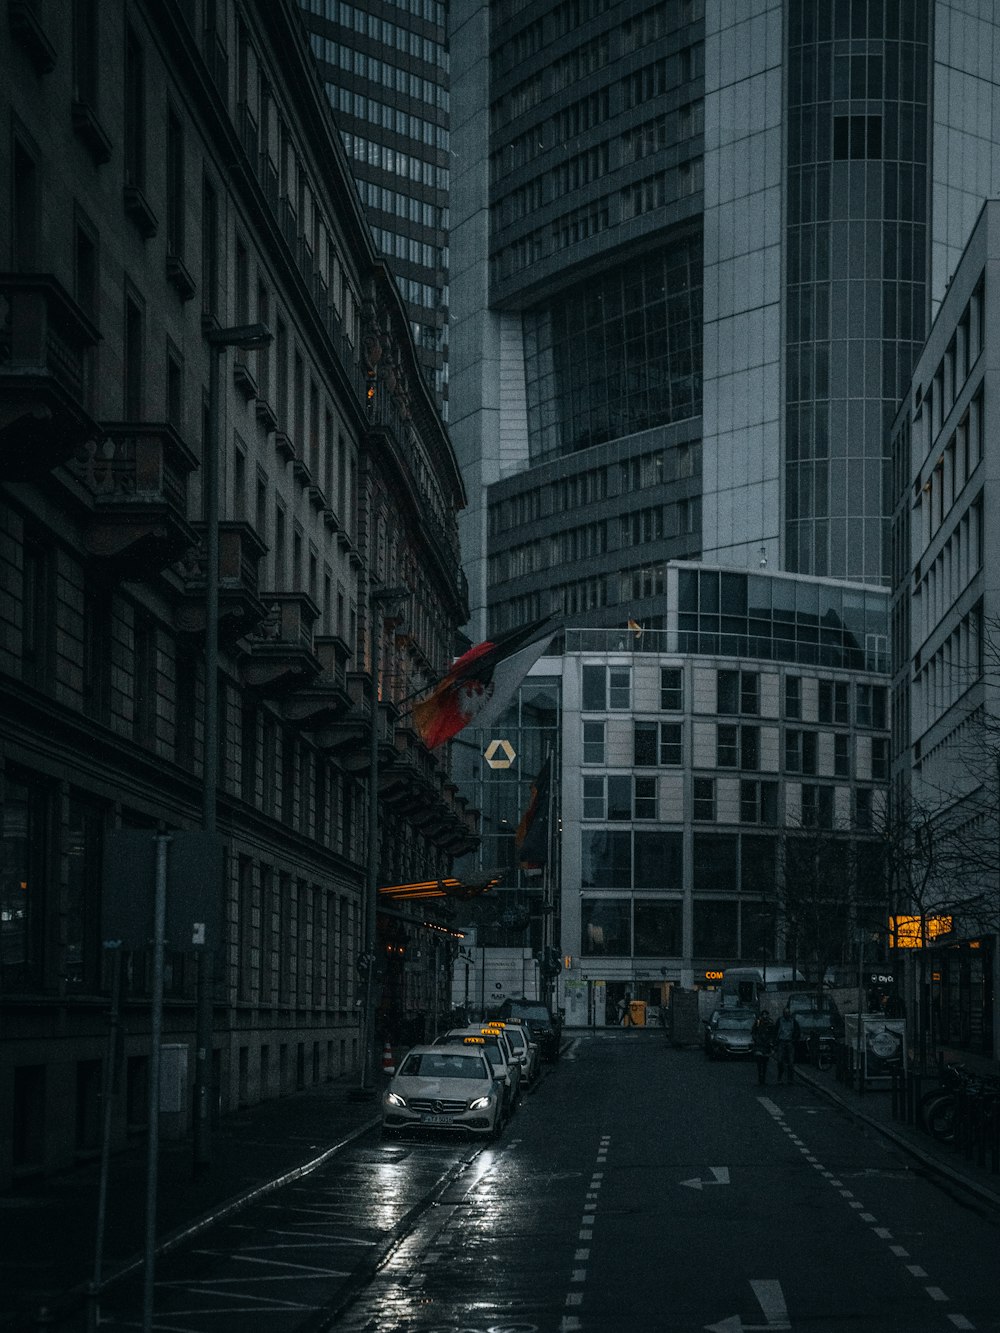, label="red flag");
[515,756,552,869]
[411,619,556,748]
